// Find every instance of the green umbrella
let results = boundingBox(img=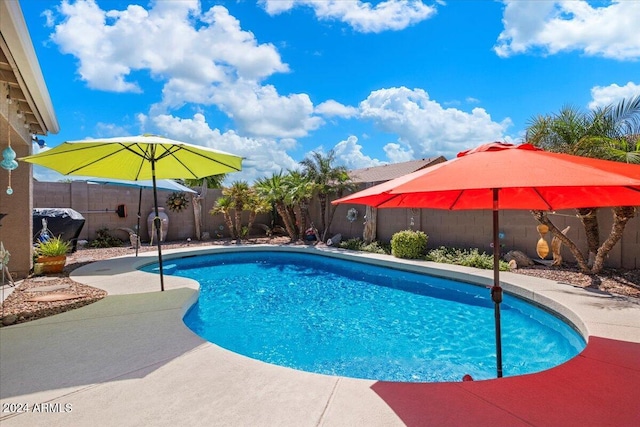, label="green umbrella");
[20,134,243,291]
